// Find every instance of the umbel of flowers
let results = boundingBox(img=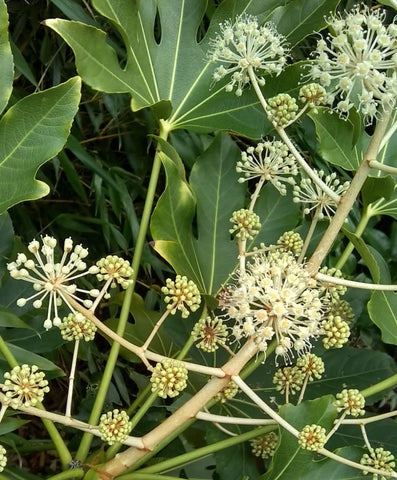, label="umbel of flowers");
[1,365,49,409]
[308,4,397,120]
[220,249,331,361]
[208,14,289,95]
[99,409,132,445]
[7,236,133,330]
